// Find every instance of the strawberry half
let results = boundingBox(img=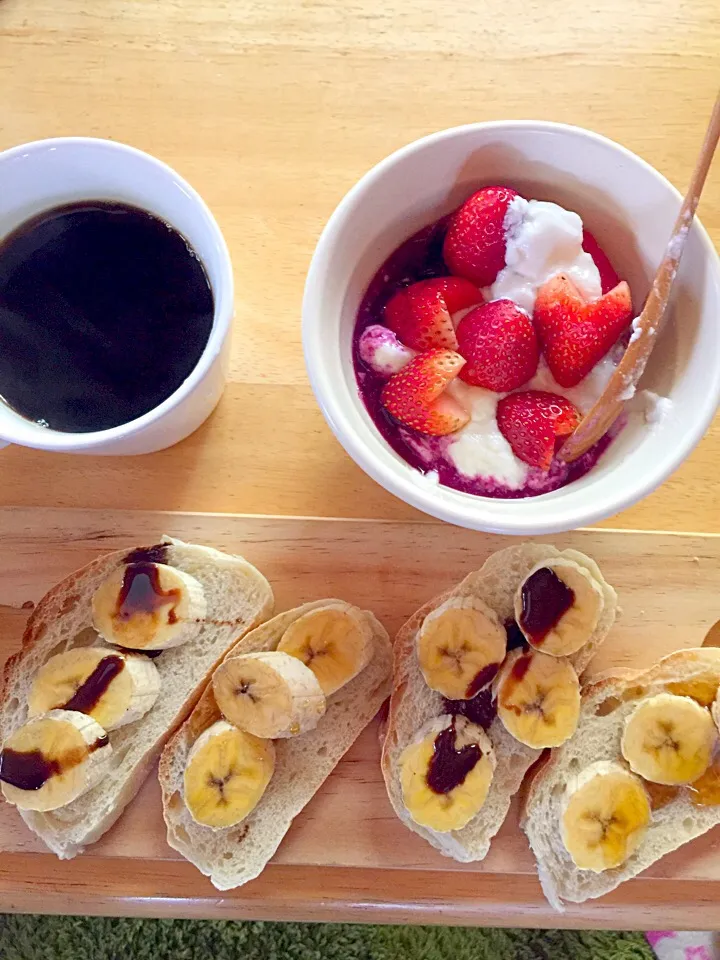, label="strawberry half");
[456,299,539,391]
[385,277,482,351]
[443,186,520,287]
[582,230,620,294]
[381,349,469,436]
[497,390,580,470]
[533,274,632,388]
[425,277,484,314]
